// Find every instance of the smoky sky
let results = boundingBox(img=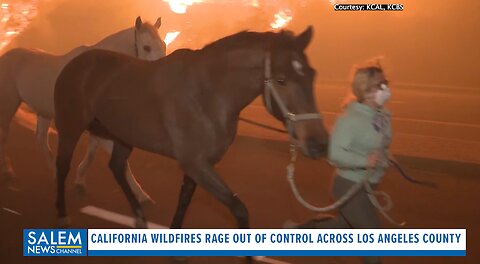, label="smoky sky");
[7,0,480,89]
